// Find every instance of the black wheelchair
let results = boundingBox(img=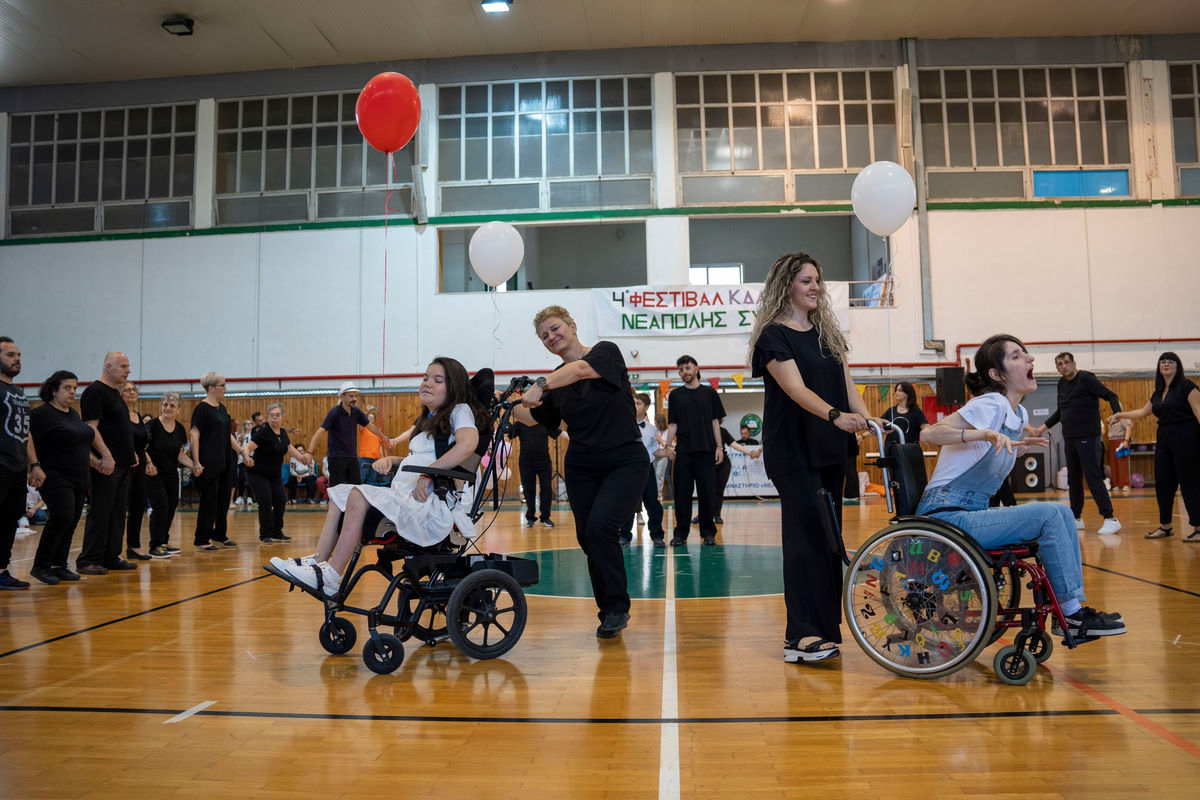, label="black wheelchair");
[839,423,1085,685]
[264,373,540,675]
